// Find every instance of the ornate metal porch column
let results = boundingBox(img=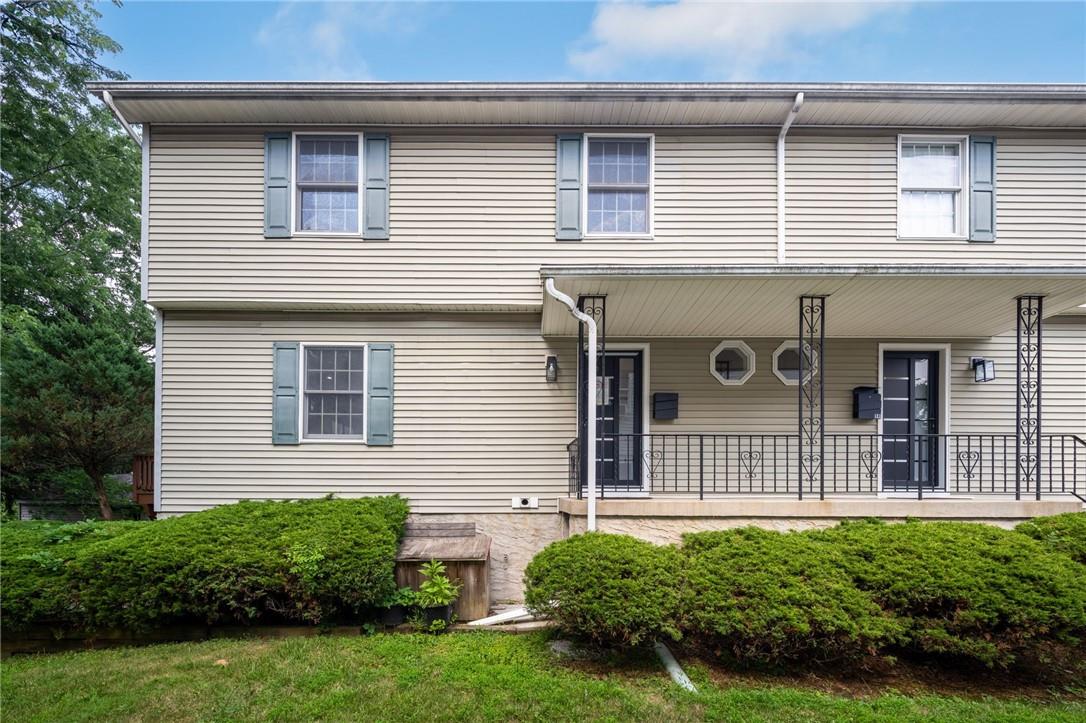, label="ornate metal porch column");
[1016,295,1043,500]
[577,295,606,493]
[798,296,826,500]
